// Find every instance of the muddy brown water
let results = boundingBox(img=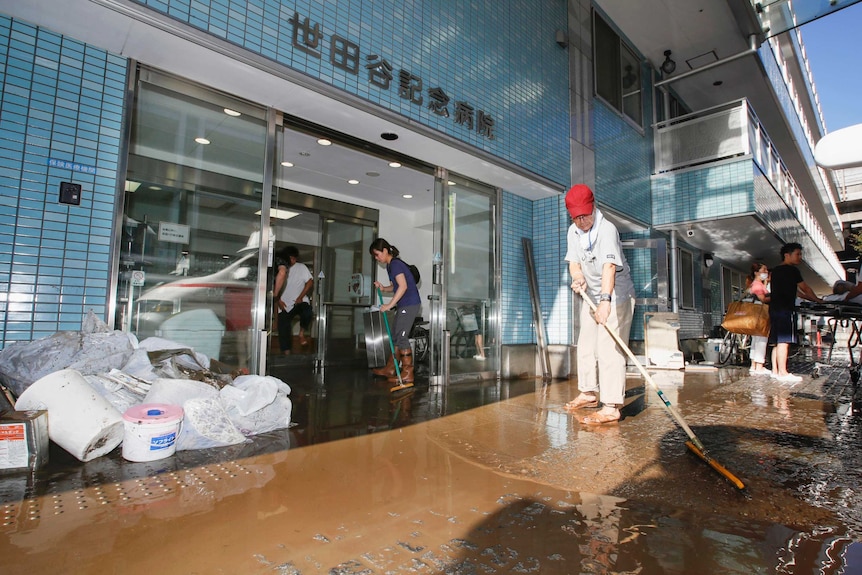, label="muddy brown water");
[1,359,861,573]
